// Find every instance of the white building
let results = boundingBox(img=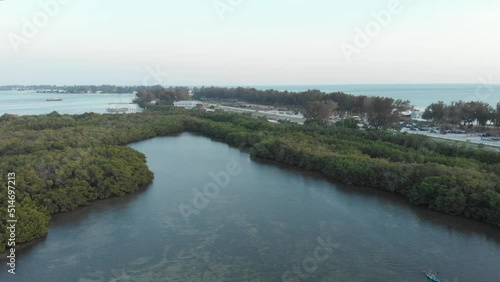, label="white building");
[174,100,203,109]
[411,111,424,119]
